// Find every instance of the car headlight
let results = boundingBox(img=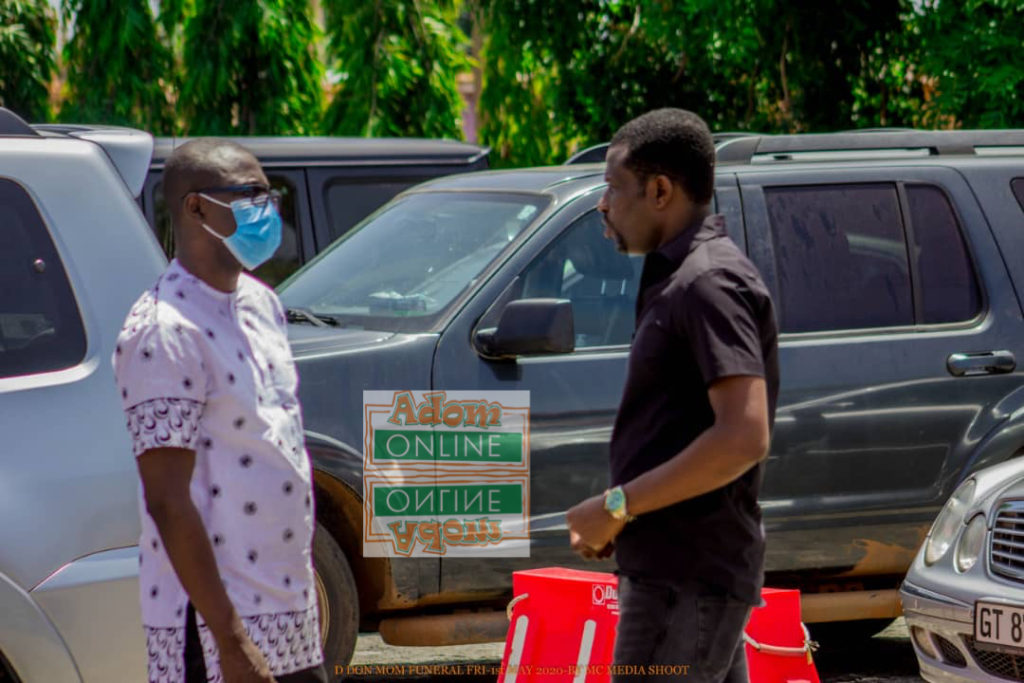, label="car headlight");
[955,513,988,573]
[925,479,976,566]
